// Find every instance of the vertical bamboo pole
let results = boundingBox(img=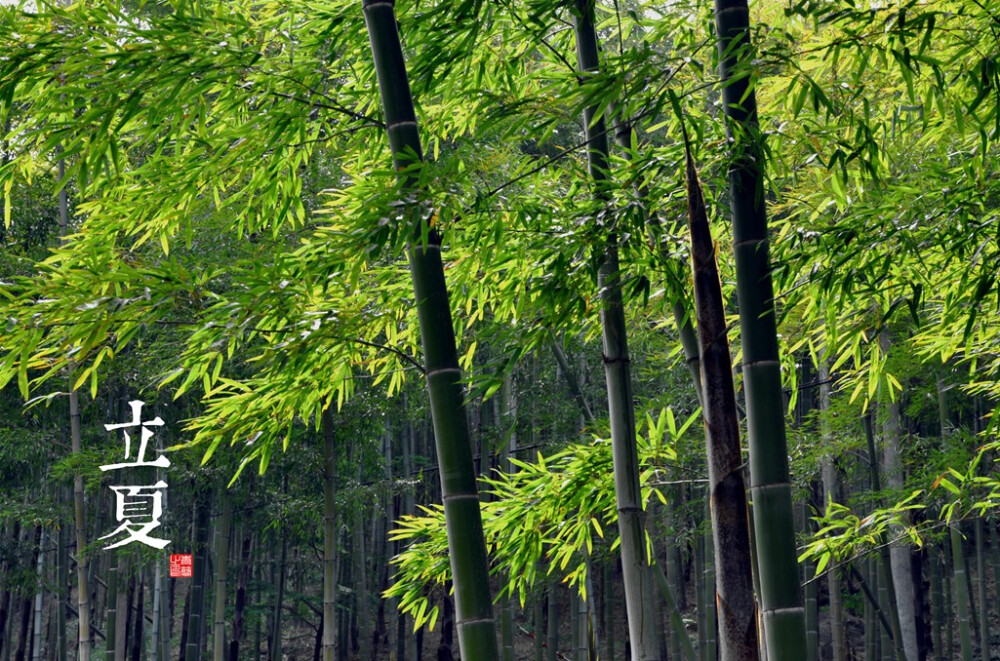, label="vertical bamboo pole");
[57,153,91,661]
[974,519,989,660]
[30,531,44,661]
[322,407,338,661]
[709,0,806,655]
[361,2,499,656]
[929,549,943,661]
[569,1,660,655]
[863,414,905,661]
[212,489,233,661]
[949,524,972,661]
